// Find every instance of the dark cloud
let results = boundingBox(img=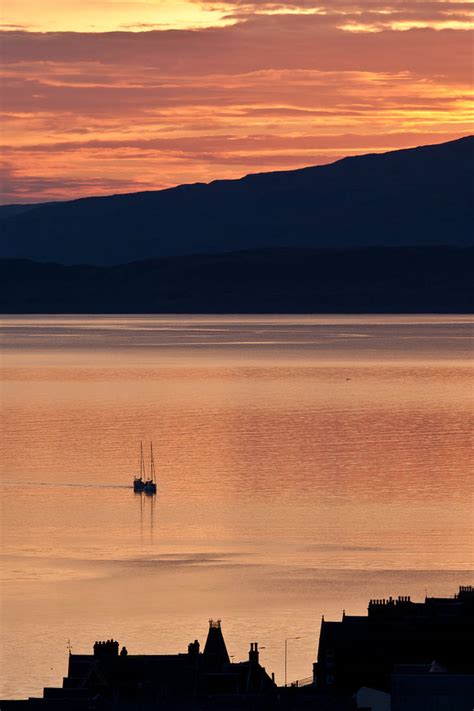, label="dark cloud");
[0,160,159,203]
[2,17,471,80]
